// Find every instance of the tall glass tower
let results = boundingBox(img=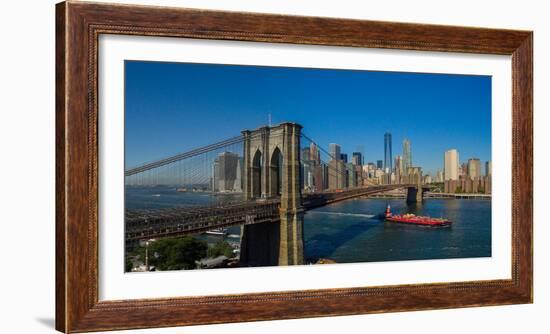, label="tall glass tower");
[384,132,392,172]
[403,138,412,170]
